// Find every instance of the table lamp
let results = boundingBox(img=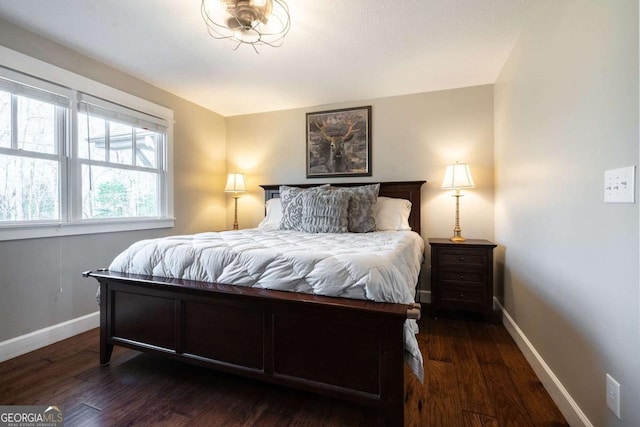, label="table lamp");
[224,173,248,230]
[441,162,475,242]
